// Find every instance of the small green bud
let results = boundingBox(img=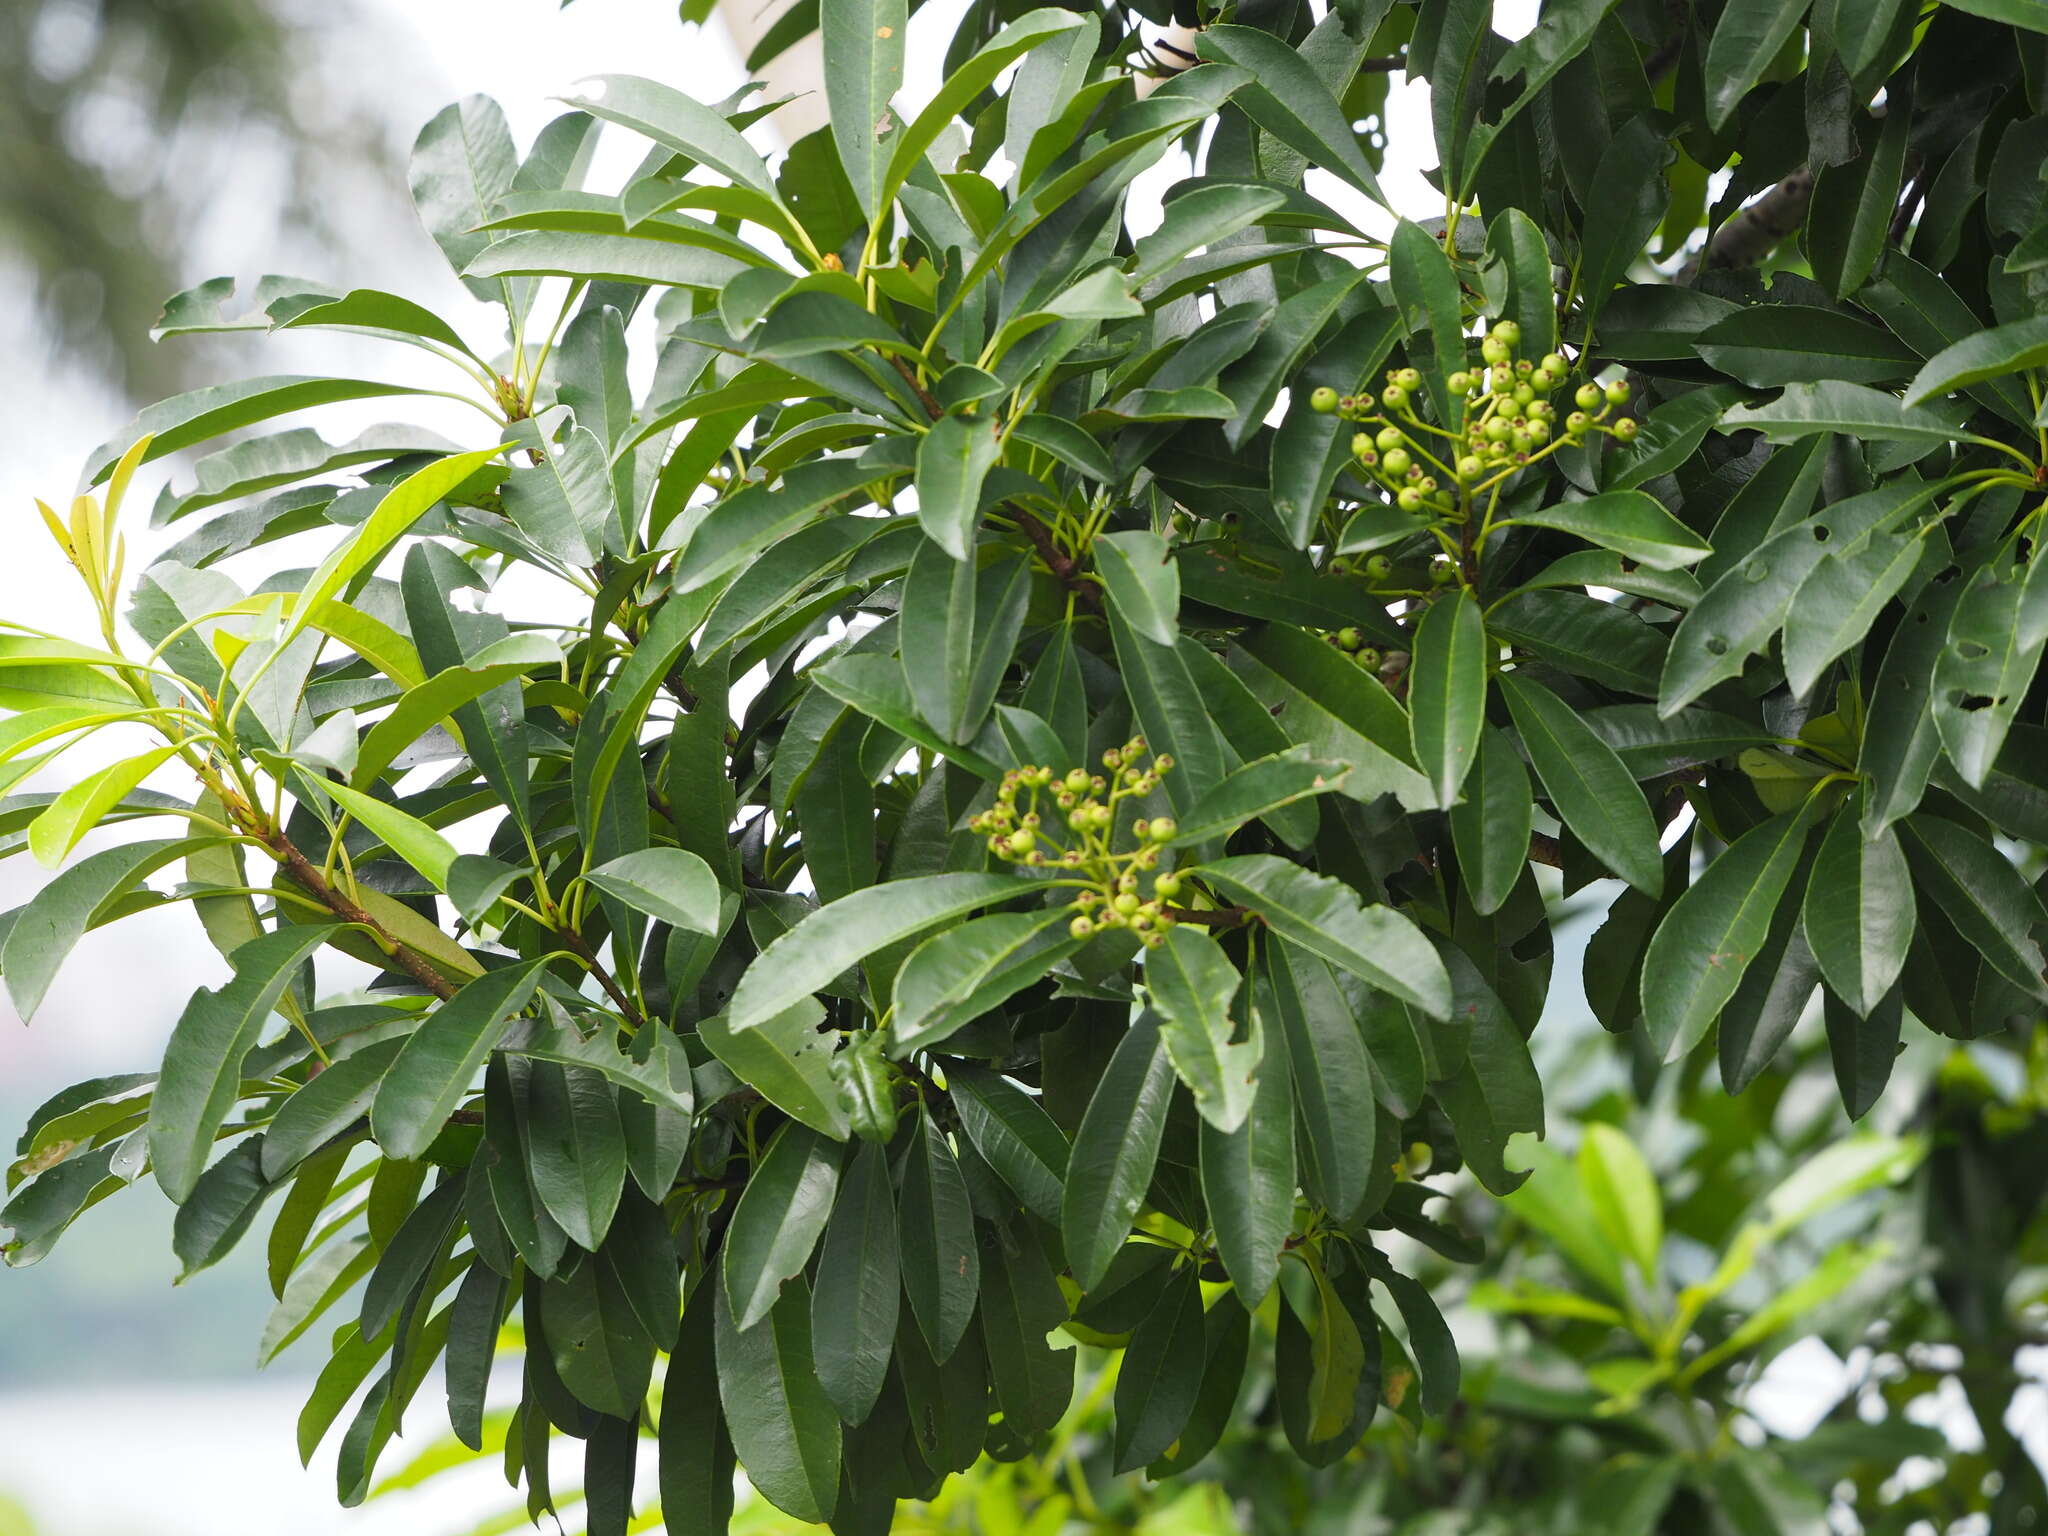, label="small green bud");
[1005,829,1034,856]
